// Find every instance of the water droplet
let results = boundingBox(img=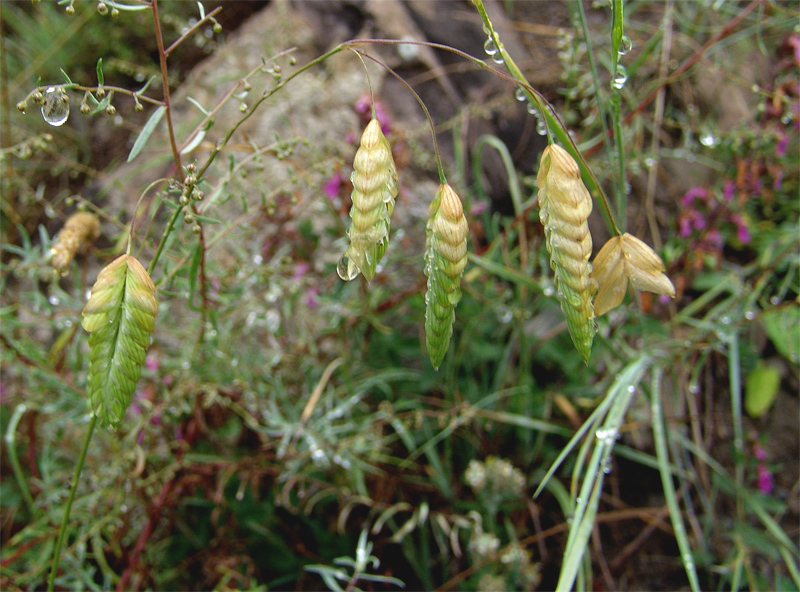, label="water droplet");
[515,87,527,102]
[41,87,70,127]
[337,254,360,281]
[644,157,655,168]
[689,383,700,394]
[483,38,498,56]
[612,65,628,90]
[181,361,190,370]
[64,319,72,327]
[627,385,636,393]
[744,310,755,320]
[386,175,399,198]
[720,315,730,325]
[48,295,60,306]
[618,35,632,55]
[536,118,547,135]
[492,52,504,64]
[543,286,554,297]
[699,132,716,147]
[769,296,781,305]
[526,102,539,117]
[253,254,263,265]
